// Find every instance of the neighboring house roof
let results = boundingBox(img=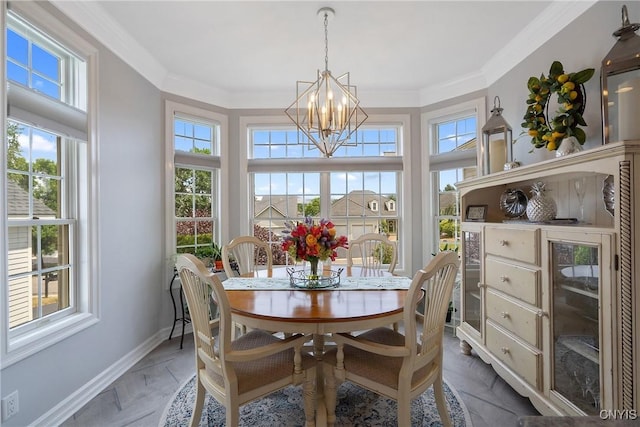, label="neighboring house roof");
[254,195,299,219]
[331,190,396,217]
[457,137,477,151]
[7,180,56,217]
[438,192,457,212]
